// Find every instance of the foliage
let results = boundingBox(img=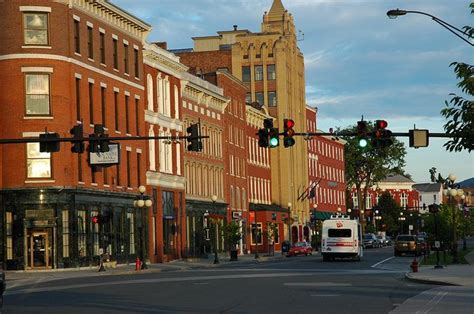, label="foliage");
[376,191,401,235]
[223,221,242,250]
[441,3,474,152]
[339,122,406,227]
